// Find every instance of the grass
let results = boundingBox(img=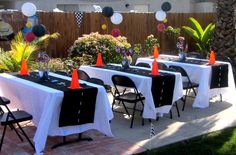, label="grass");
[138,127,236,155]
